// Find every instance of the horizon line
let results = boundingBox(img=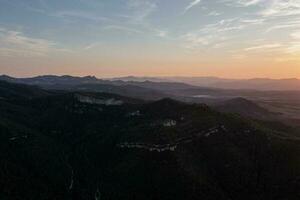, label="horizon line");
[1,74,300,81]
